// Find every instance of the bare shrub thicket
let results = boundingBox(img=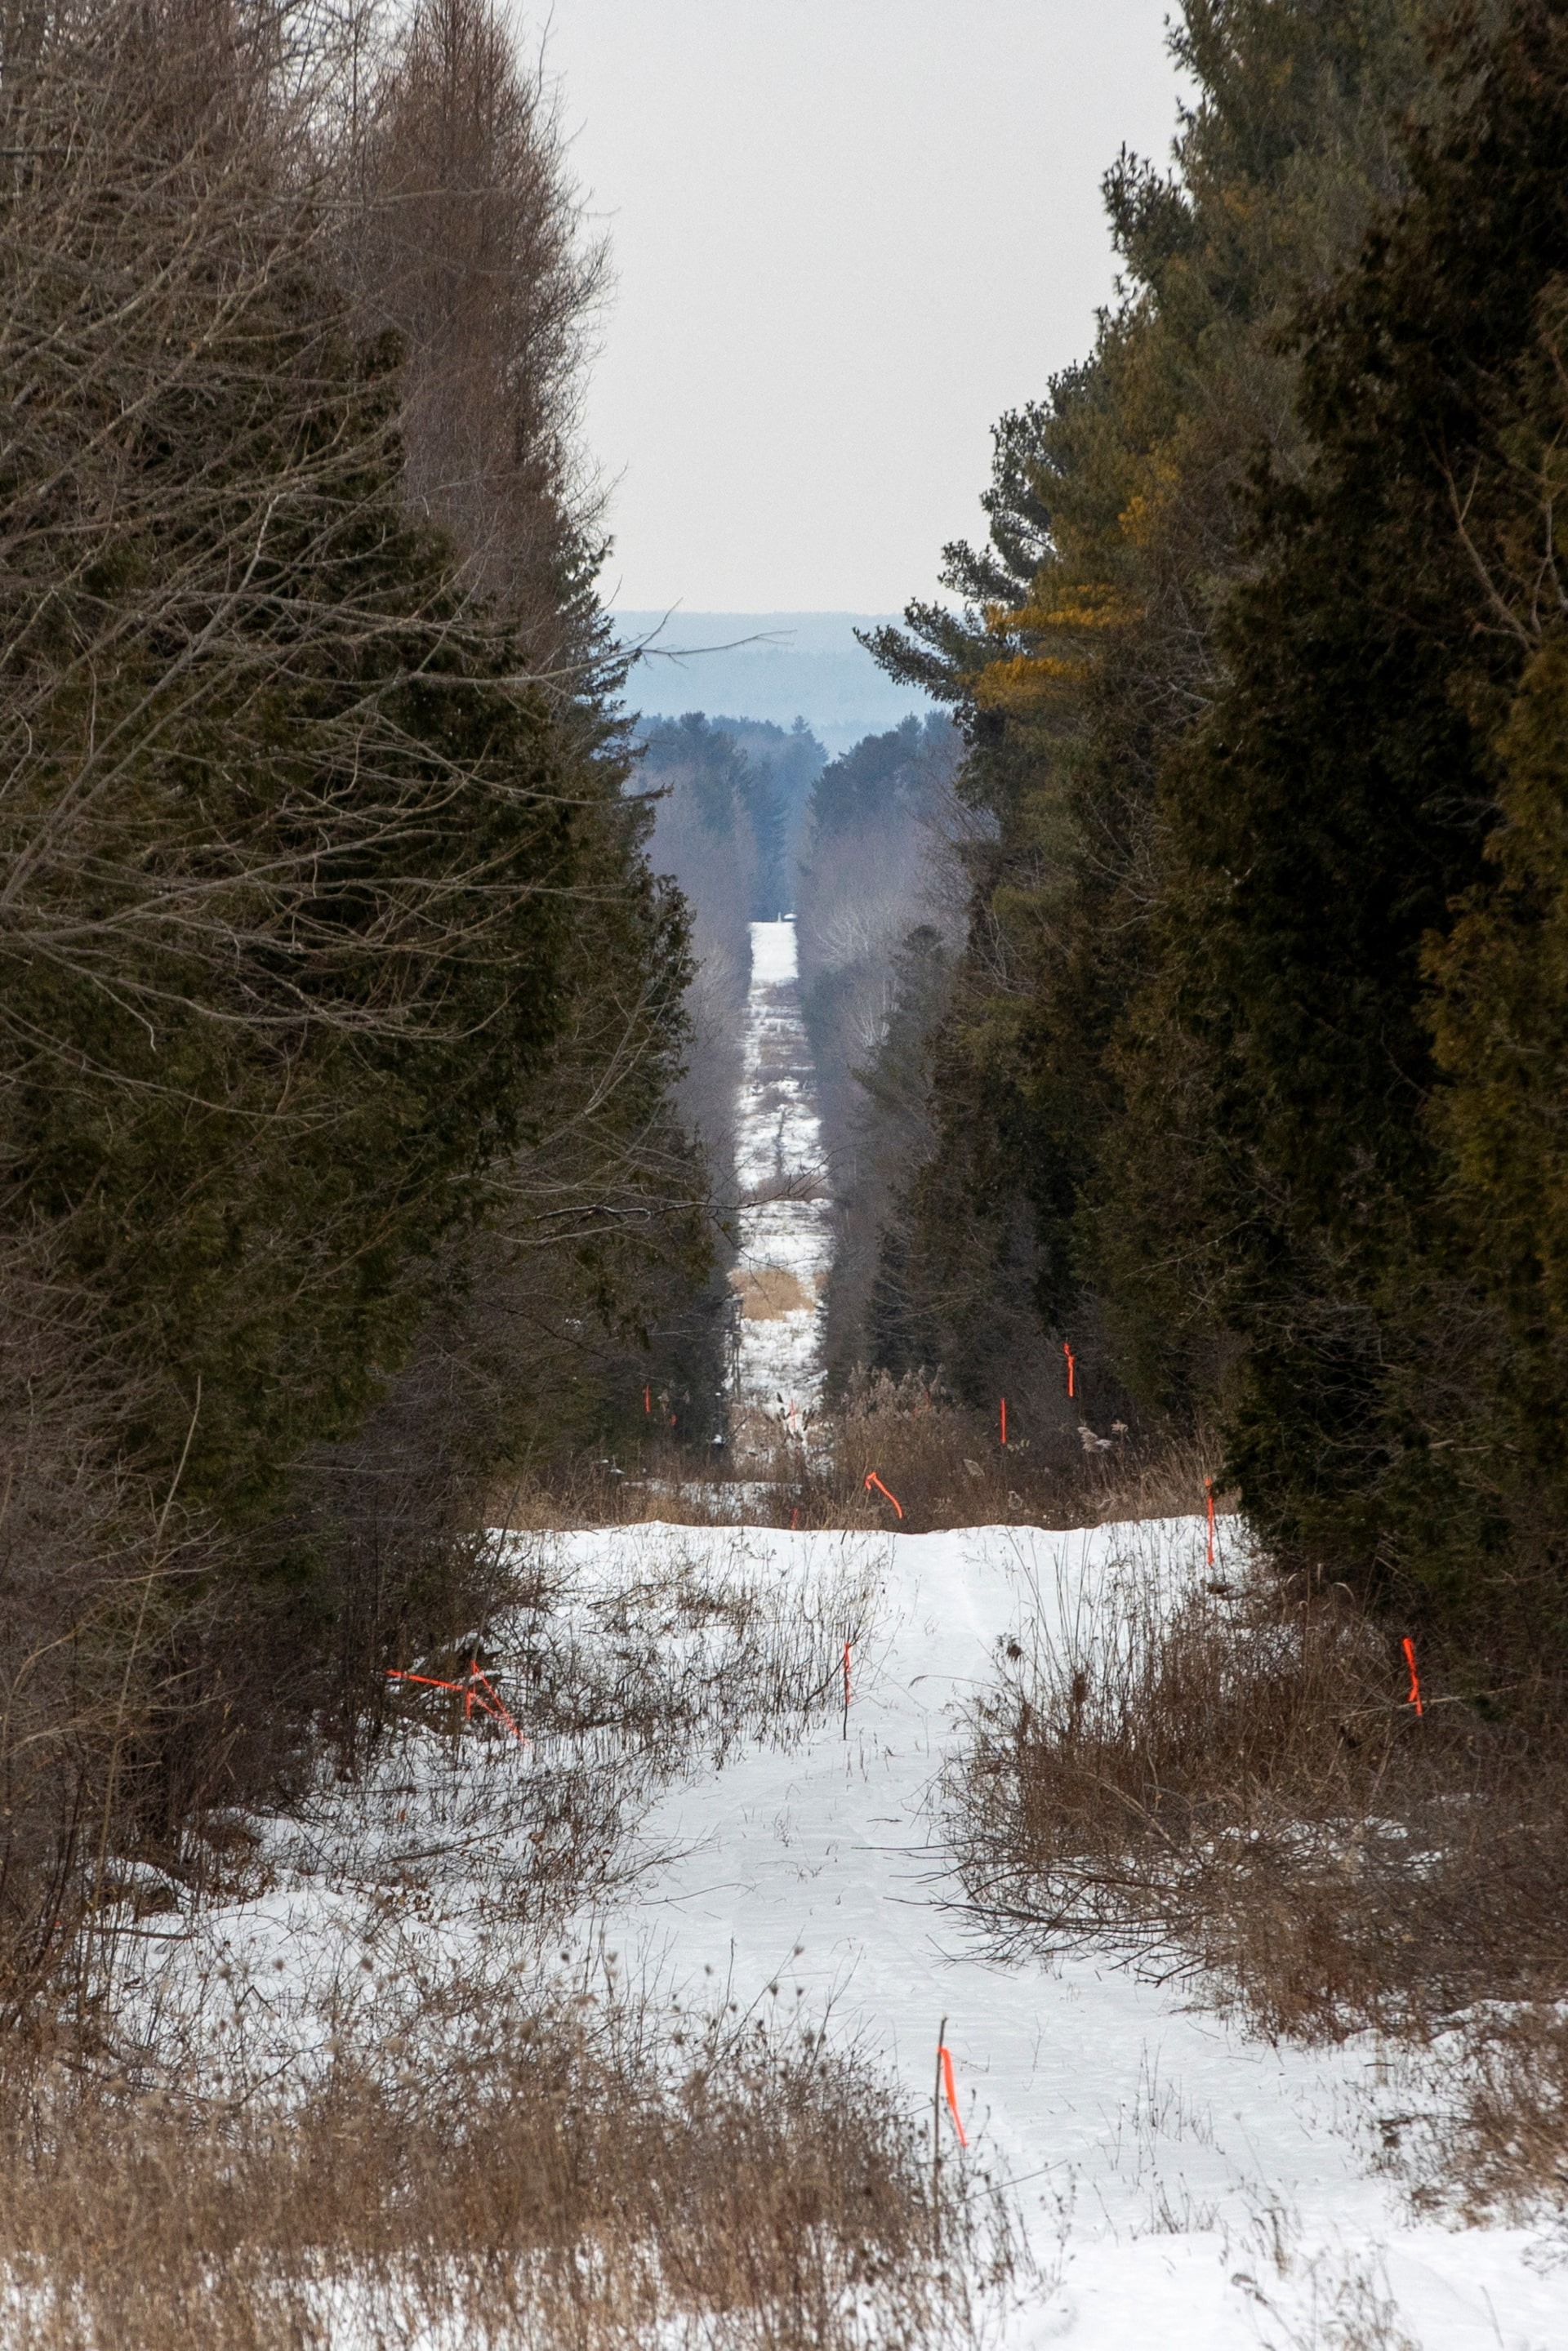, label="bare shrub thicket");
[491,1375,1224,1538]
[0,1245,311,2024]
[950,1545,1568,2046]
[644,1374,1218,1535]
[816,1373,1220,1534]
[1412,2005,1568,2224]
[0,1243,179,2017]
[342,0,608,662]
